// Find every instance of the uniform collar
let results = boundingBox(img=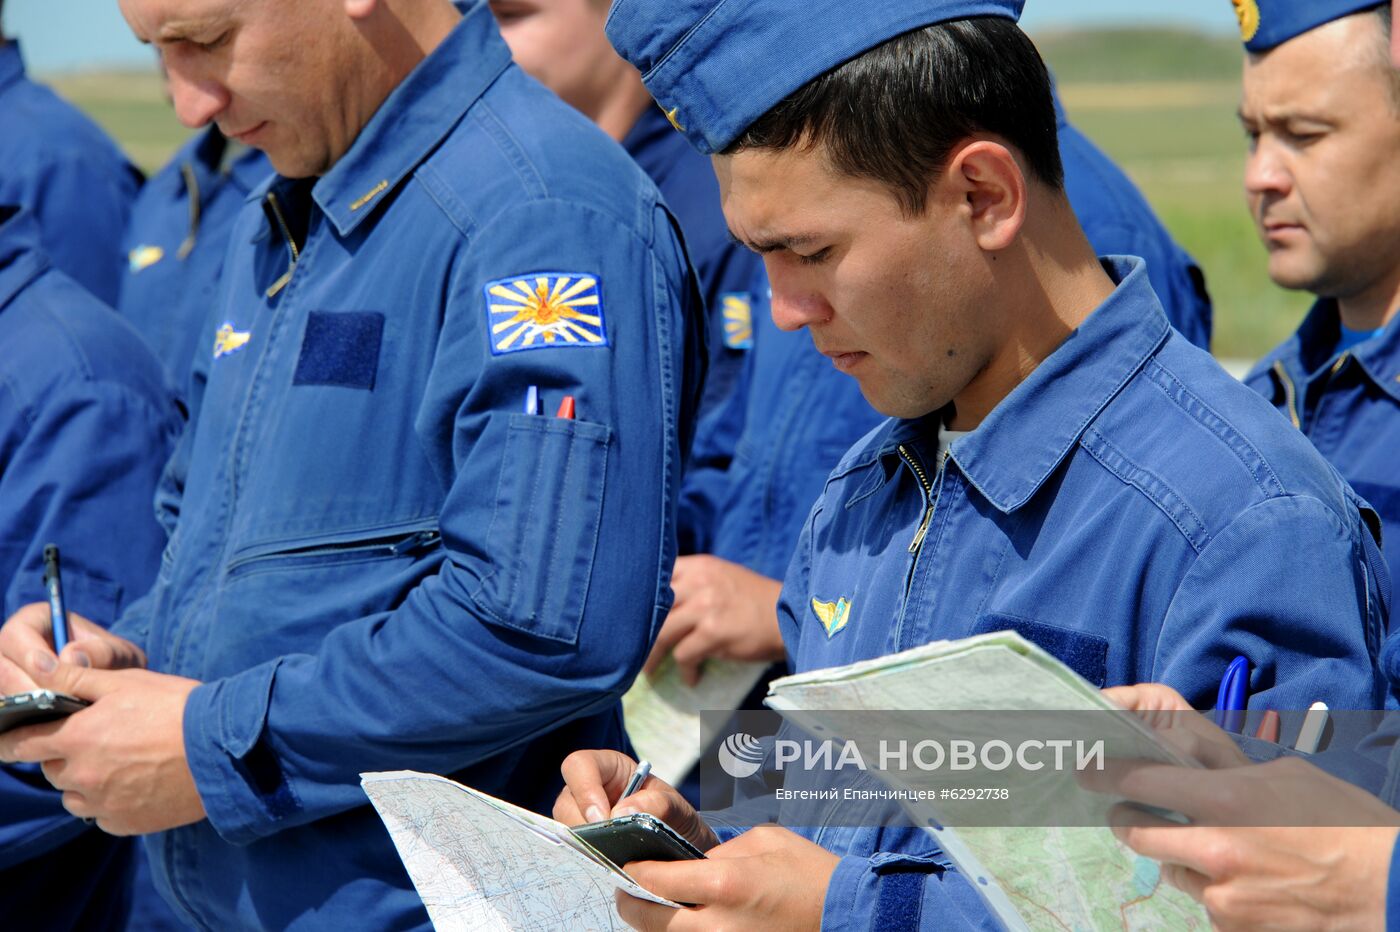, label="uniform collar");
[1352,308,1400,404]
[1257,298,1400,406]
[311,1,512,238]
[0,41,26,94]
[874,257,1170,514]
[0,206,50,316]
